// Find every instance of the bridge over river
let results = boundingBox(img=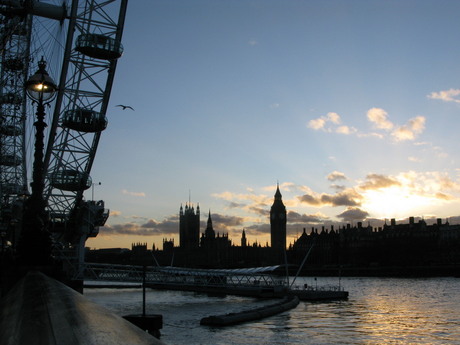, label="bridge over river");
[81,263,348,300]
